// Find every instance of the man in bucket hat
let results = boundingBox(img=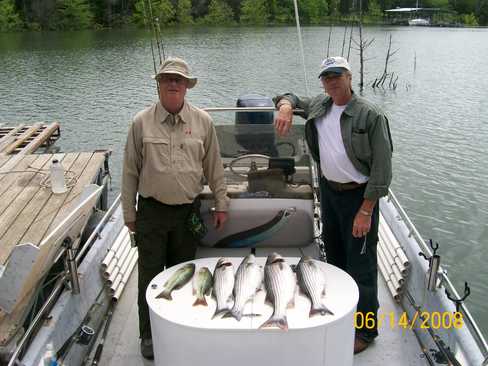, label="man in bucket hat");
[273,56,393,354]
[122,56,229,359]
